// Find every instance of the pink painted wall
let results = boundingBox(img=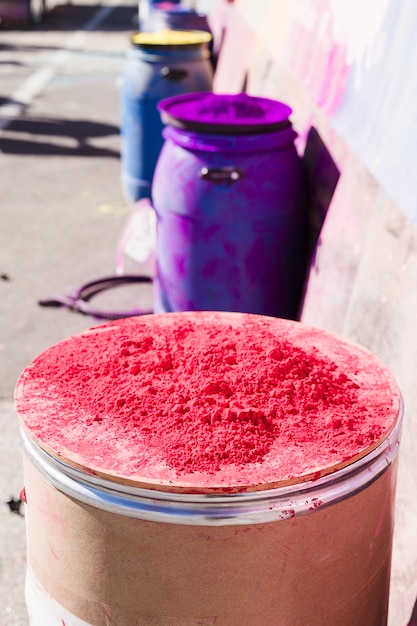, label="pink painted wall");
[210,0,417,221]
[206,2,417,625]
